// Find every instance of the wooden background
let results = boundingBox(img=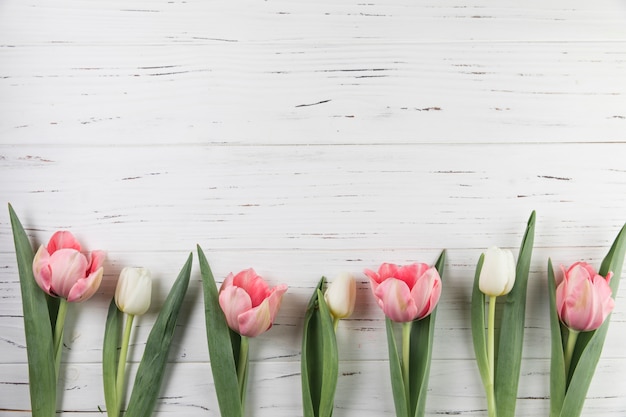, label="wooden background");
[1,1,625,415]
